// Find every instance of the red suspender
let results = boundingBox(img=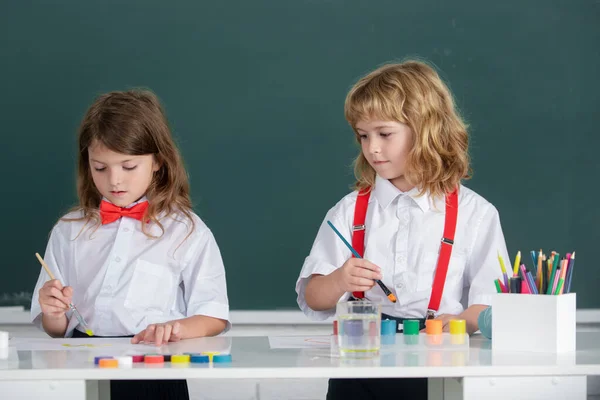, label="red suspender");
[426,189,458,319]
[350,187,459,319]
[350,188,371,300]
